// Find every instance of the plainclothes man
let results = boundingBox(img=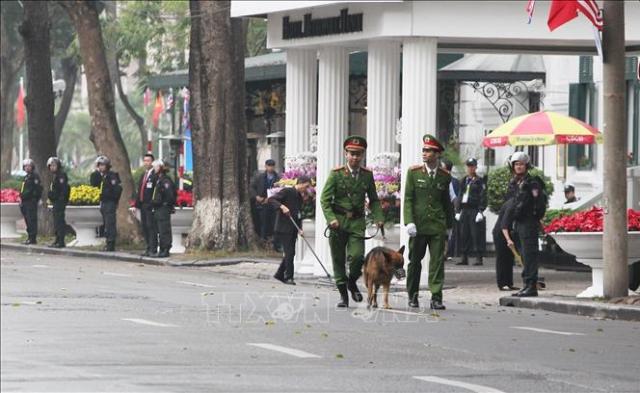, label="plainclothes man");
[90,156,122,251]
[502,152,547,297]
[250,159,280,245]
[456,158,487,266]
[268,175,312,285]
[135,154,158,256]
[46,157,70,248]
[151,159,176,258]
[320,136,384,308]
[404,135,453,310]
[19,158,42,245]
